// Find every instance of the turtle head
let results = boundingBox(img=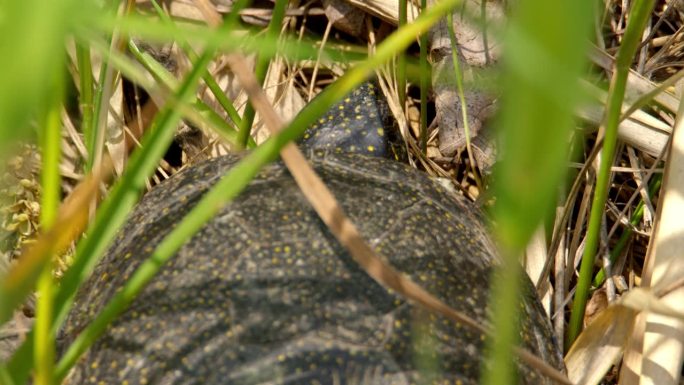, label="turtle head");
[298,82,397,159]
